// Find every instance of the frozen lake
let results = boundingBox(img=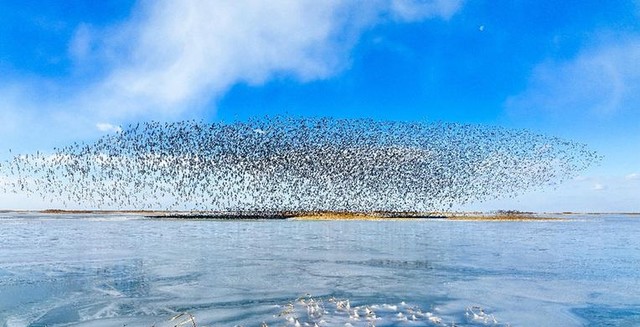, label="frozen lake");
[1,213,639,326]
